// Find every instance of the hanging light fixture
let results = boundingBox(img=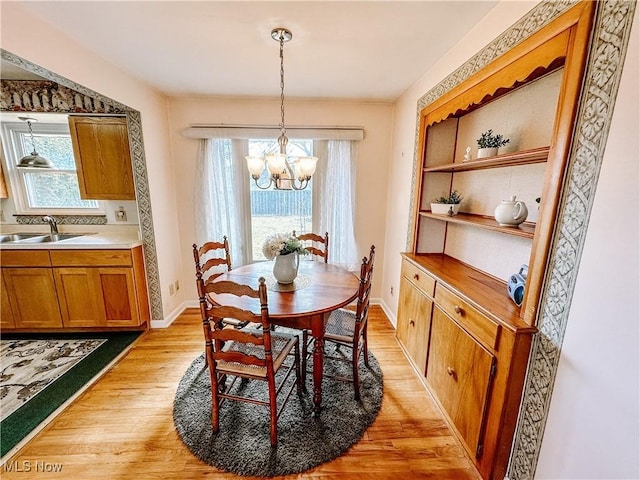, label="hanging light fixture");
[16,117,54,168]
[246,28,317,190]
